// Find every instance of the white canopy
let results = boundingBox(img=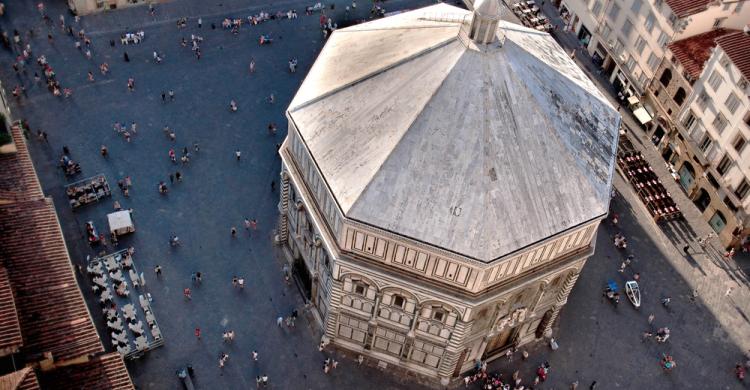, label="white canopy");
[633,107,653,125]
[108,210,134,235]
